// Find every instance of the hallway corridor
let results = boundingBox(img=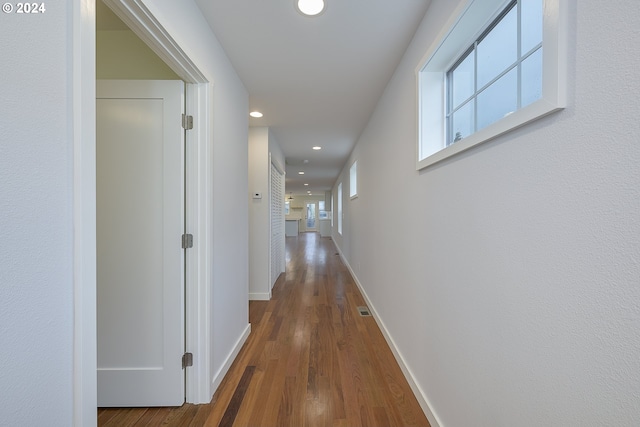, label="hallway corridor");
[99,232,430,427]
